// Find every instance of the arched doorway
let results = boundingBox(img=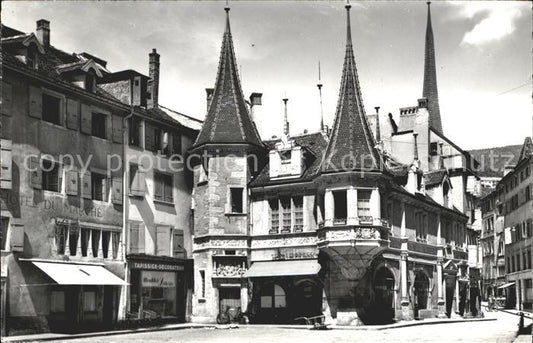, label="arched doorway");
[293,280,322,321]
[413,271,429,318]
[372,267,395,324]
[256,283,288,323]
